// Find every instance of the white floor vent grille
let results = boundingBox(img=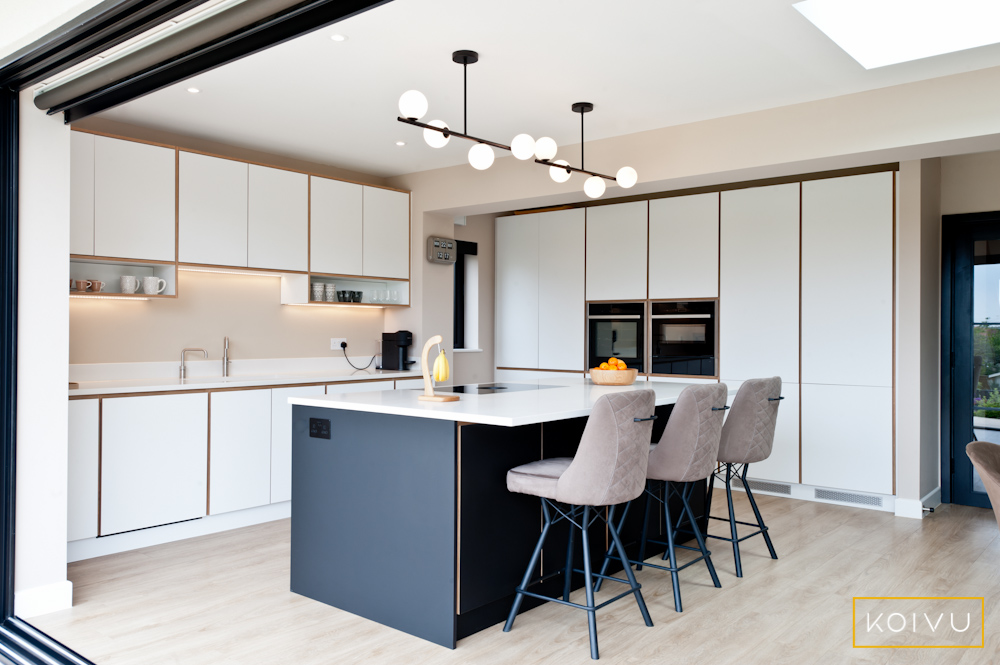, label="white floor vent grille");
[814,488,883,507]
[734,478,791,495]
